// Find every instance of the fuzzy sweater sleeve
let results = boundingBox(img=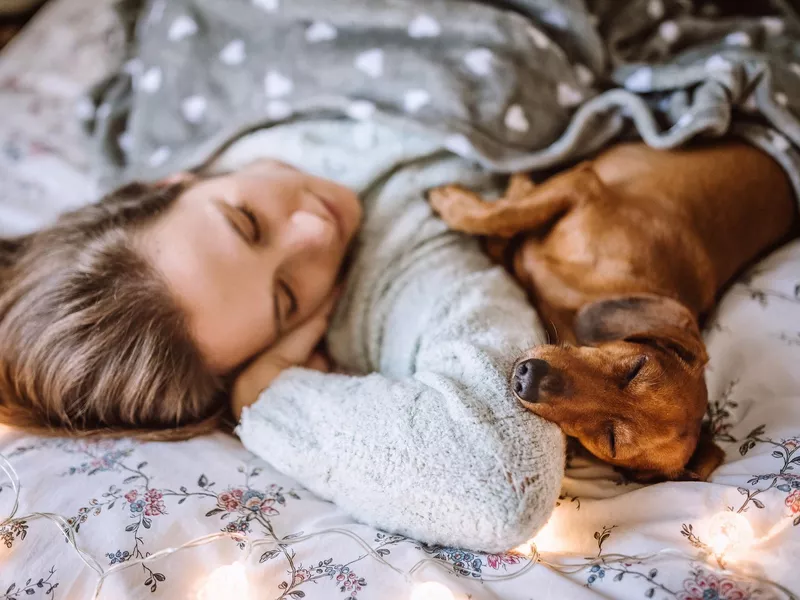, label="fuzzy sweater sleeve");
[236,147,565,553]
